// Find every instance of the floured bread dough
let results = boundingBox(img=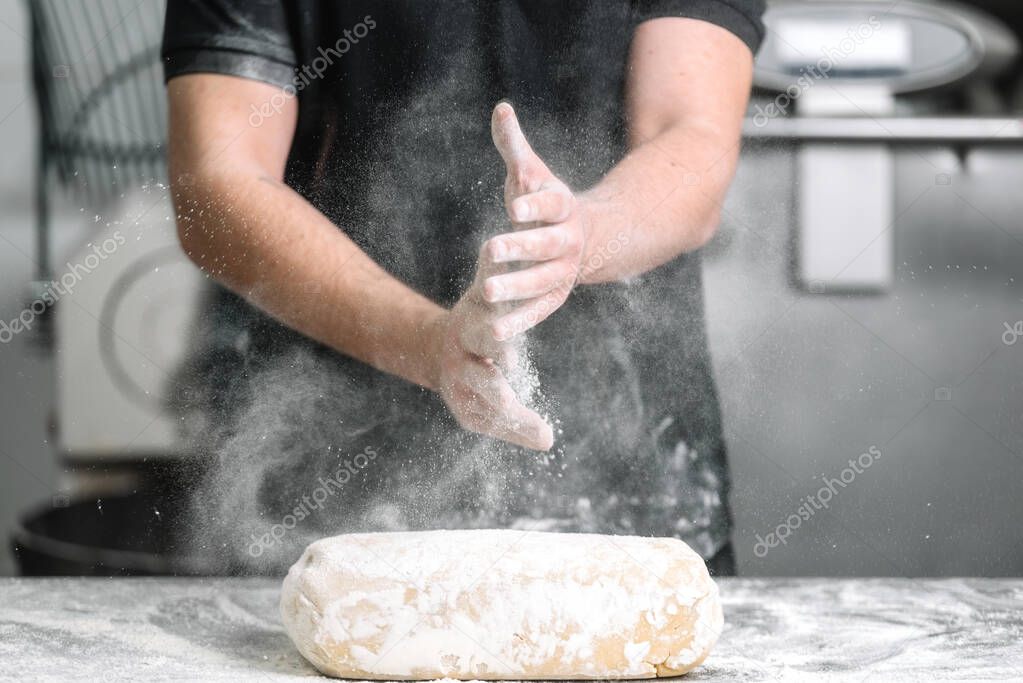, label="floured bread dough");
[280,529,722,680]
